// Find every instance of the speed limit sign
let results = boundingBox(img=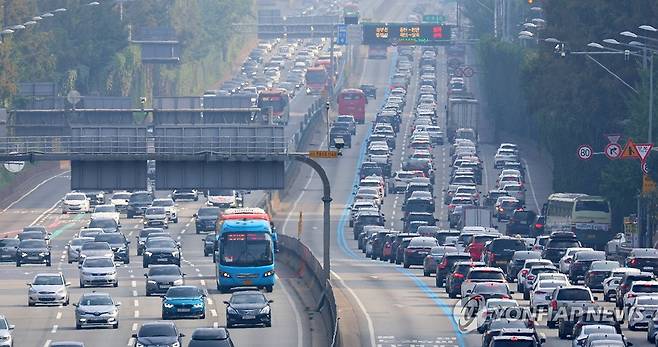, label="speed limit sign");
[577,144,593,160]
